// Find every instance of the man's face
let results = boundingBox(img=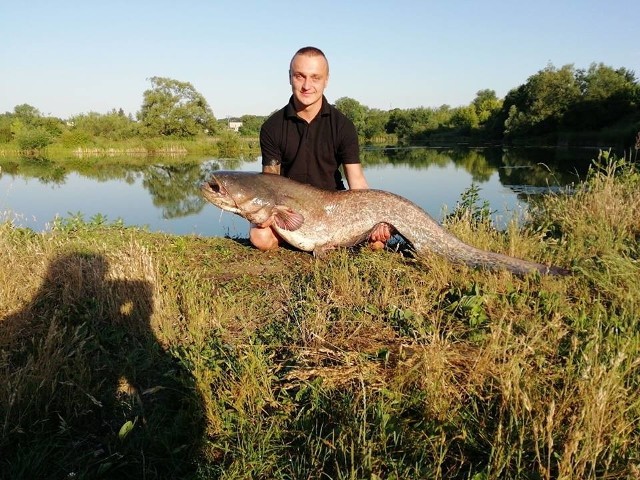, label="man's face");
[289,54,329,110]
